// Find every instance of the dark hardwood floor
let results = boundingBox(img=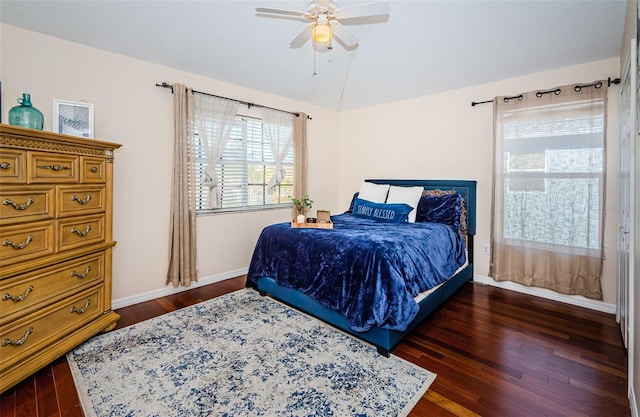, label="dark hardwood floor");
[1,277,631,417]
